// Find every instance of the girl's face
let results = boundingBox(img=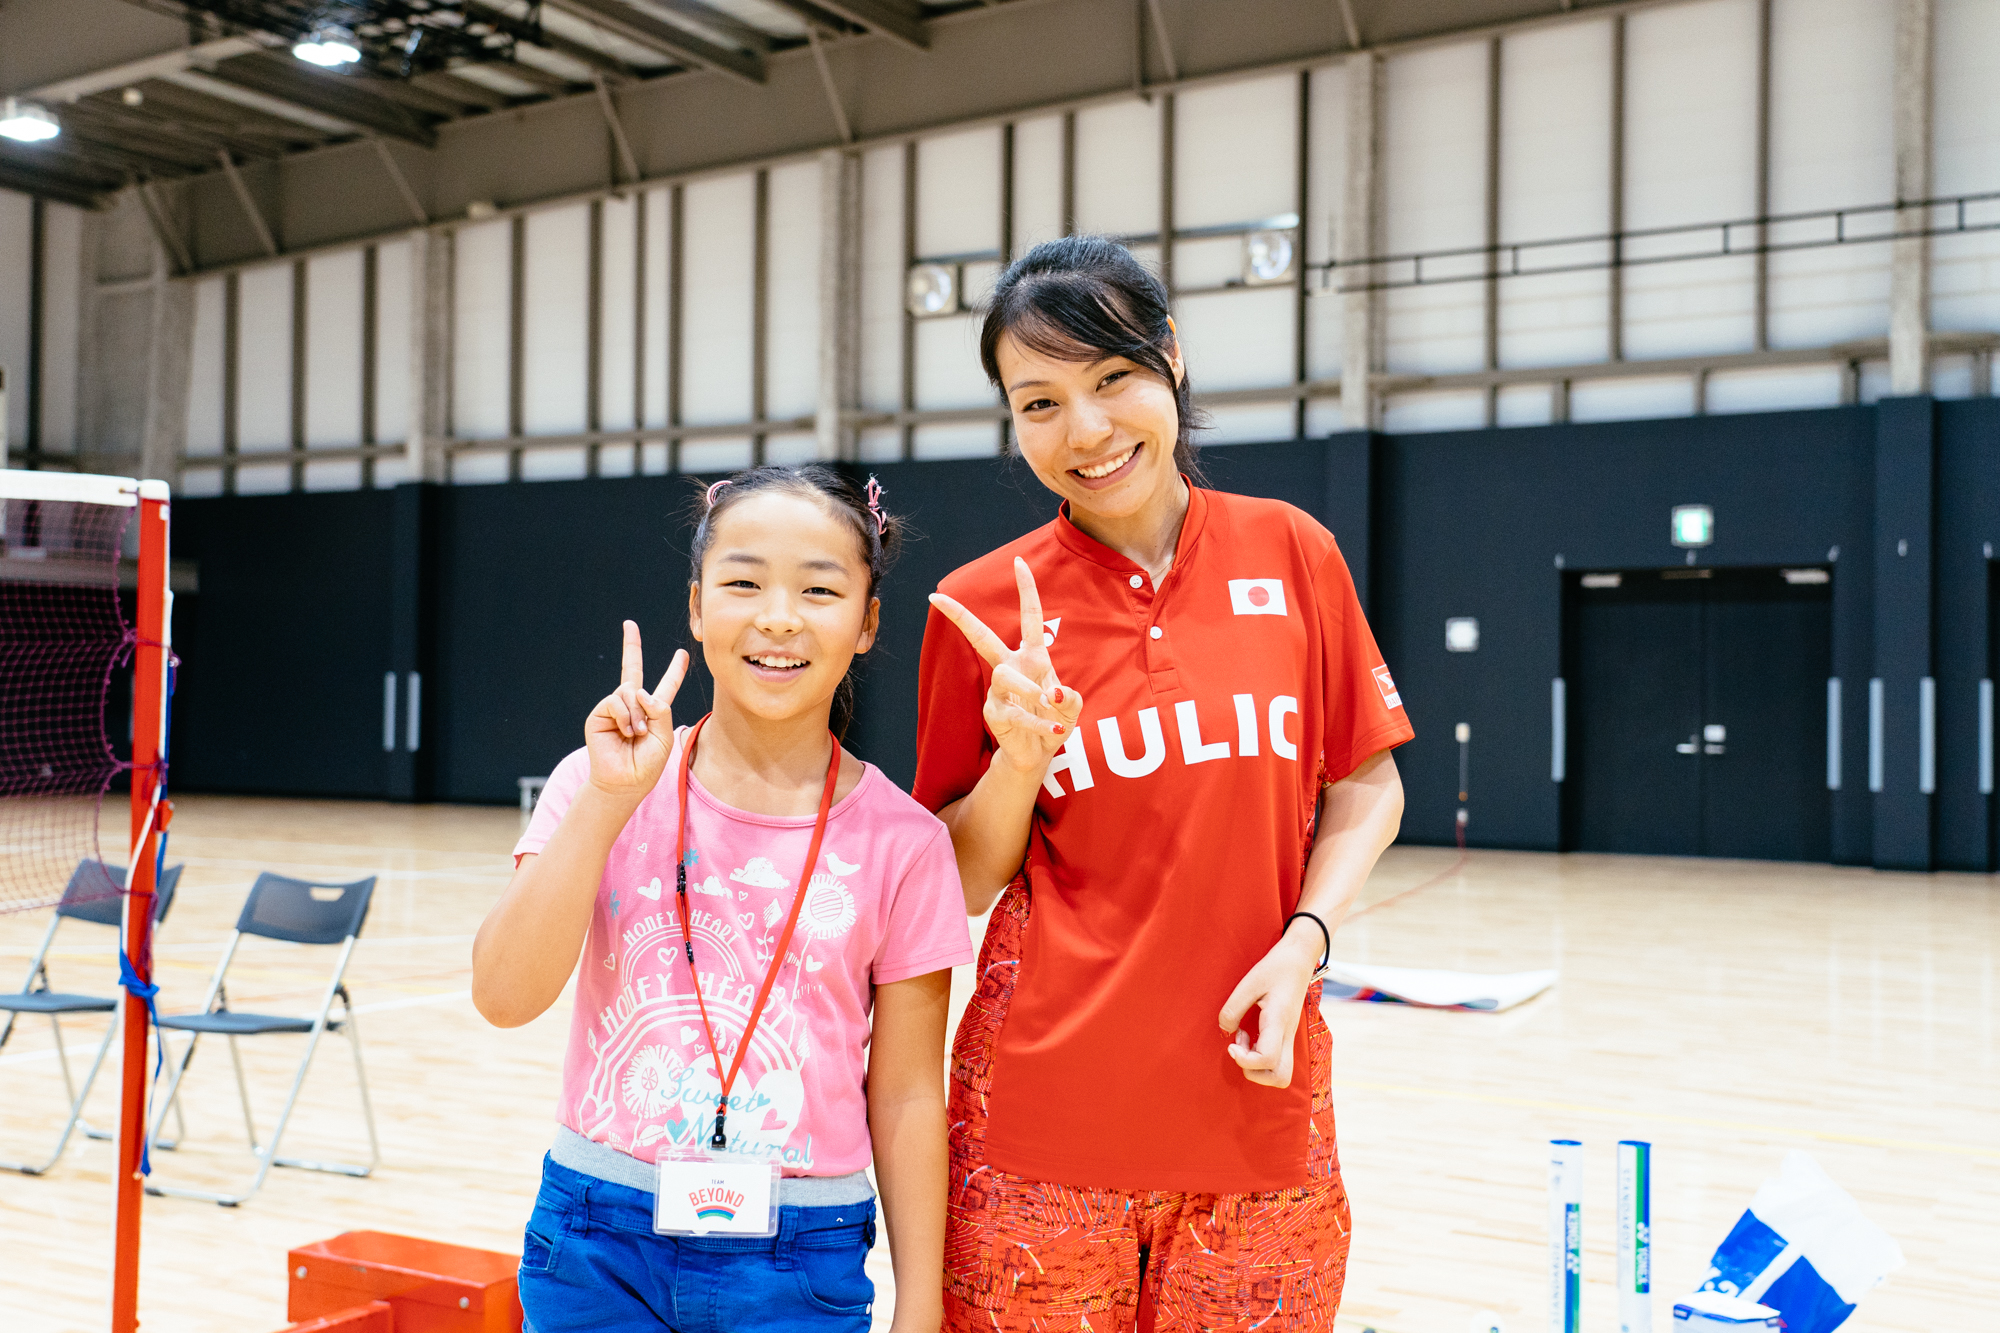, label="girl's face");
[688,491,879,725]
[995,329,1185,524]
